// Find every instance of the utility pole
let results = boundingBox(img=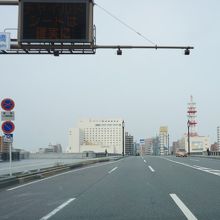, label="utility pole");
[187,120,190,156]
[122,120,125,156]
